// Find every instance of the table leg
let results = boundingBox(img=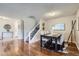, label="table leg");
[40,35,42,47]
[55,39,58,52]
